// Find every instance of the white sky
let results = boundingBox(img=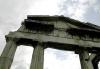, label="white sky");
[0,0,100,69]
